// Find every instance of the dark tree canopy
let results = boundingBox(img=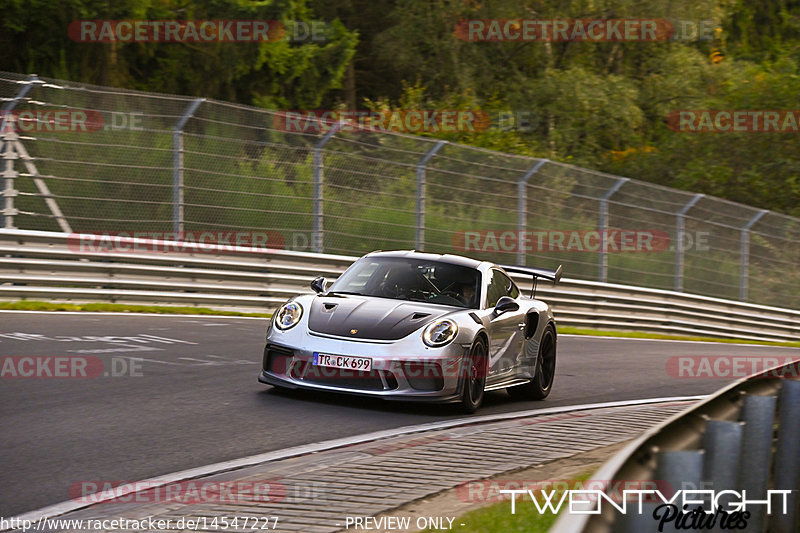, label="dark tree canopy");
[2,0,799,216]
